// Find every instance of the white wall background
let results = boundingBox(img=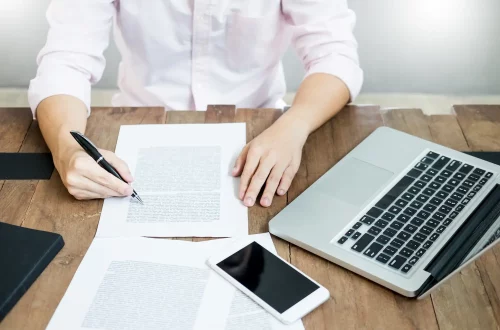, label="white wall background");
[0,0,499,94]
